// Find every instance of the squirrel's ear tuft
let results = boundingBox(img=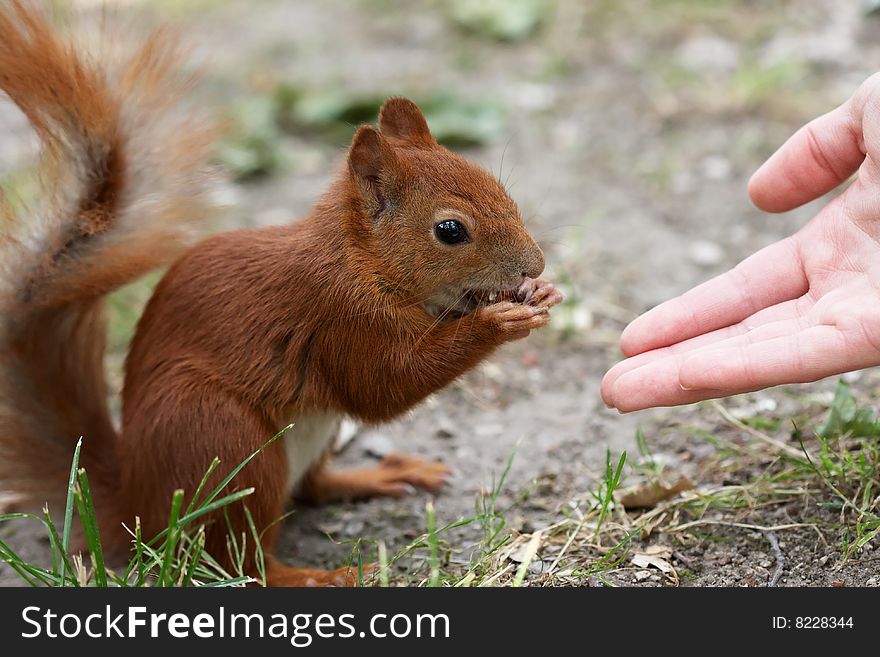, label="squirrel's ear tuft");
[348,125,388,183]
[378,97,433,144]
